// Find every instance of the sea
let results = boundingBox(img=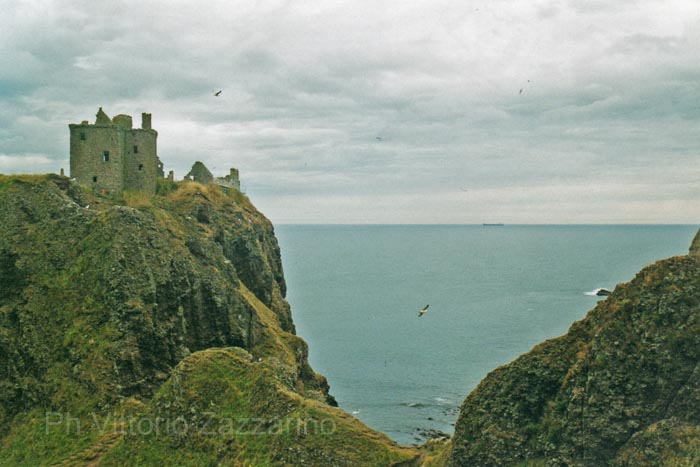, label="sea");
[275,224,697,445]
